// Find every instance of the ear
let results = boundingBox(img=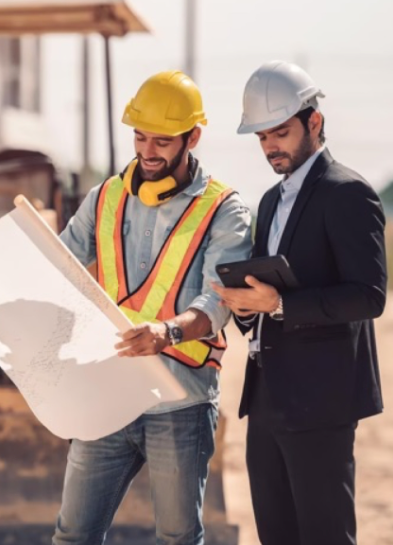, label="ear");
[308,110,322,138]
[187,126,202,150]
